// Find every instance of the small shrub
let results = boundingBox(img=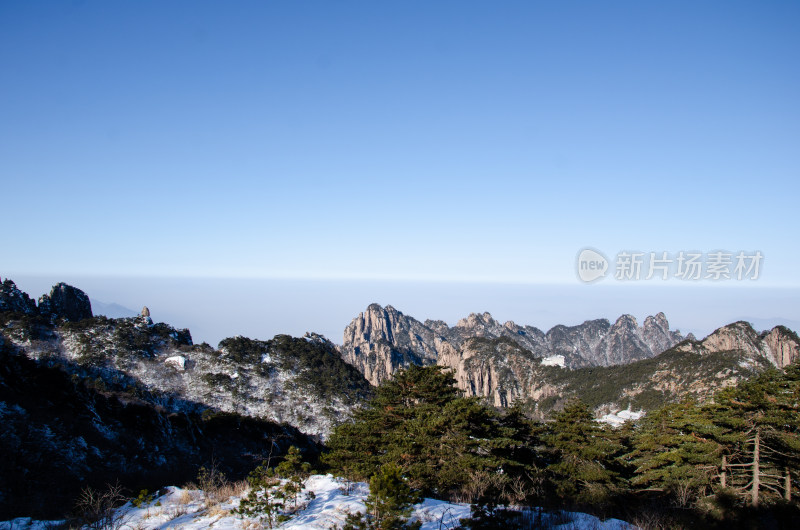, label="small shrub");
[131,488,156,508]
[178,490,192,505]
[194,461,229,504]
[75,482,127,530]
[343,464,422,530]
